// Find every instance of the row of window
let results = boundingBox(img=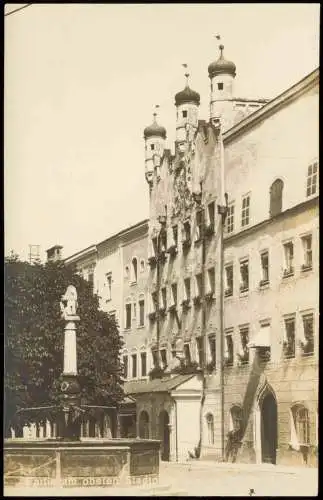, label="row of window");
[122,335,216,380]
[226,162,319,235]
[125,297,146,330]
[147,163,318,256]
[224,234,313,297]
[123,351,148,379]
[124,257,146,284]
[148,201,216,263]
[103,257,145,305]
[146,232,313,316]
[149,267,216,317]
[123,309,315,379]
[224,312,315,367]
